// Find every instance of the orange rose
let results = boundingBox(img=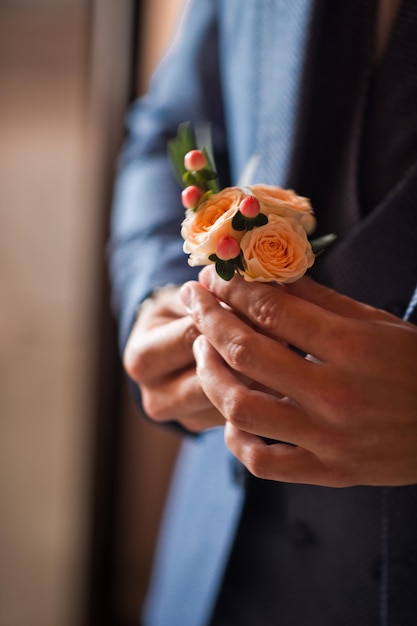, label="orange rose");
[181,187,244,266]
[241,214,315,283]
[247,184,316,234]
